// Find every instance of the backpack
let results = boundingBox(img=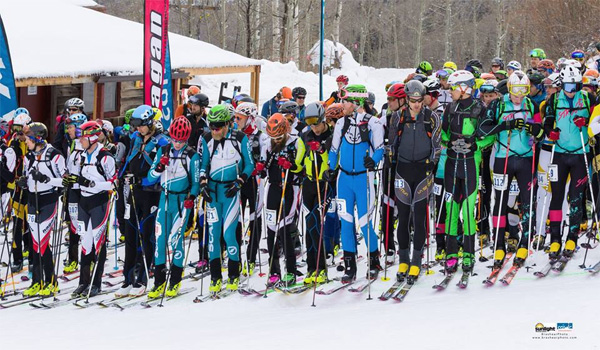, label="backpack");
[340,113,373,149]
[160,143,195,192]
[26,146,62,178]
